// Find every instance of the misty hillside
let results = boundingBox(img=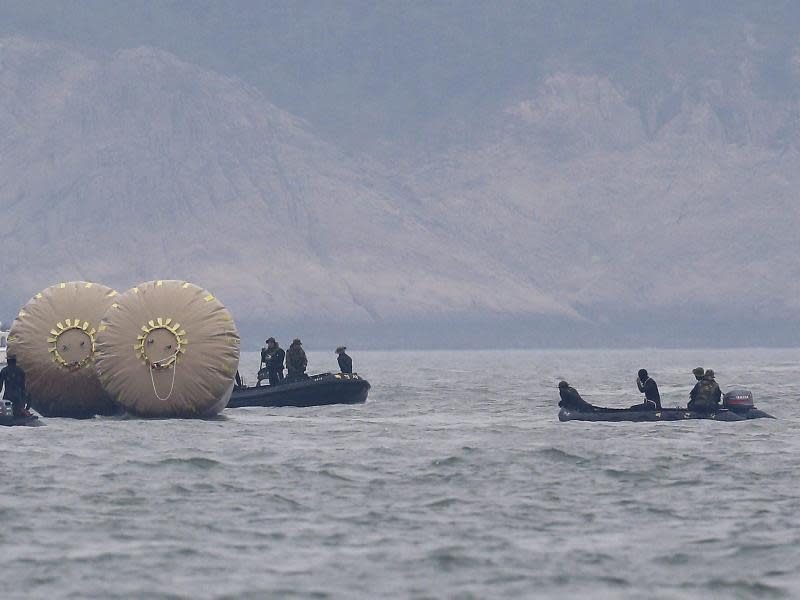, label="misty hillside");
[3,1,800,153]
[2,1,800,347]
[413,70,800,327]
[0,37,571,337]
